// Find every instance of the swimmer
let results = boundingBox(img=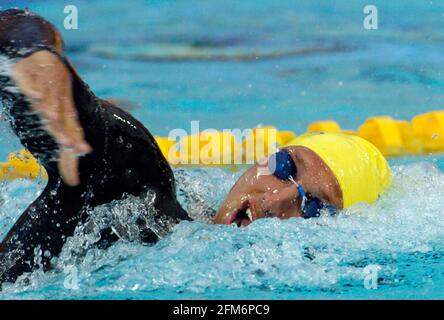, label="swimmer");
[214,132,392,226]
[0,9,190,285]
[0,9,391,287]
